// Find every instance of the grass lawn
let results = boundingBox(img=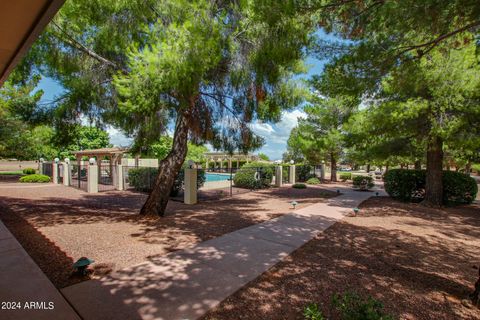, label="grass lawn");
[202,197,480,320]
